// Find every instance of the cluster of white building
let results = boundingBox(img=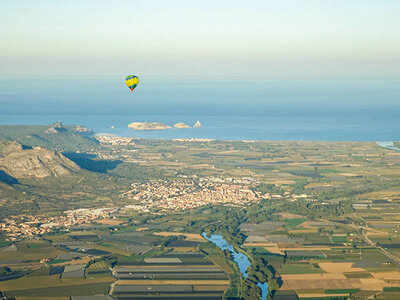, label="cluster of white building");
[123,178,262,211]
[0,208,118,240]
[95,135,136,146]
